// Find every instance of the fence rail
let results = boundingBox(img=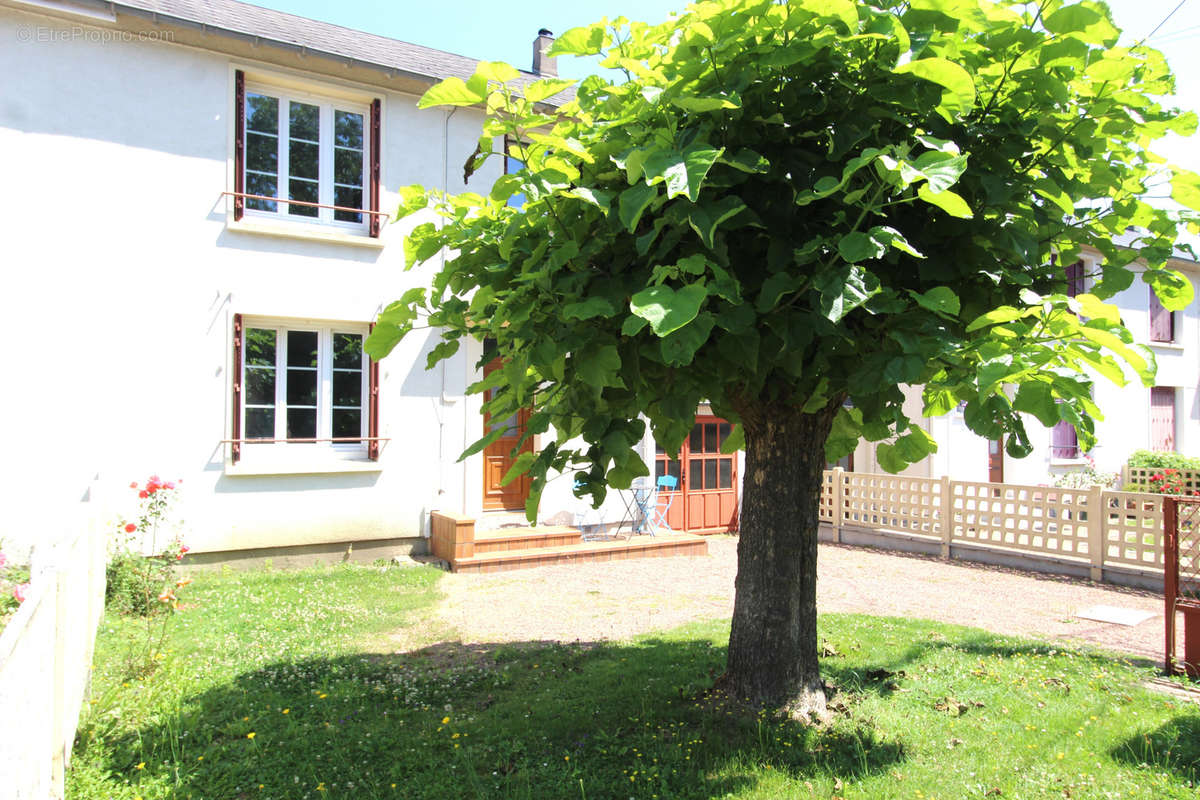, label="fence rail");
[821,469,1168,586]
[0,525,106,799]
